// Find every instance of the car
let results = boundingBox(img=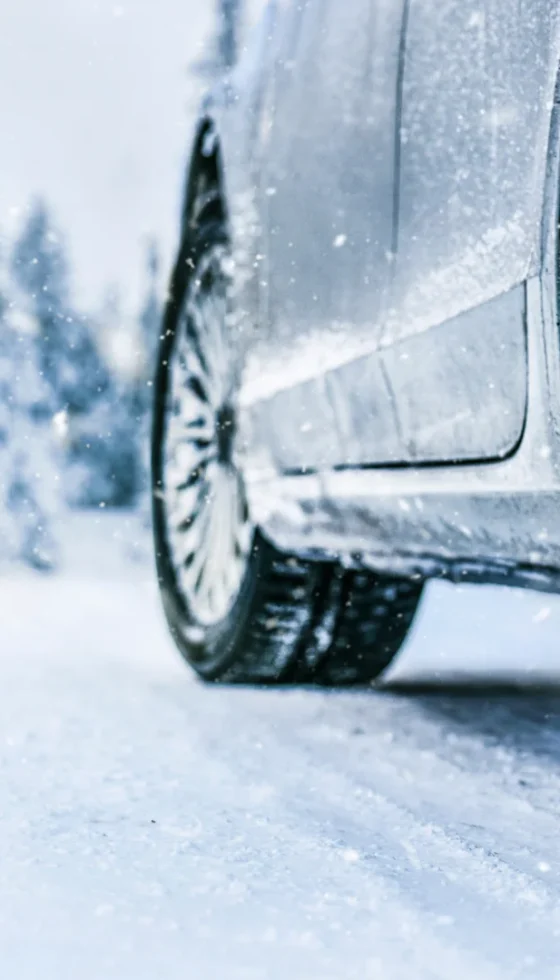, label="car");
[151,0,560,684]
